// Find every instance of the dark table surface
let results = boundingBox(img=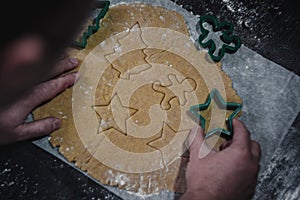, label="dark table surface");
[1,0,299,199]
